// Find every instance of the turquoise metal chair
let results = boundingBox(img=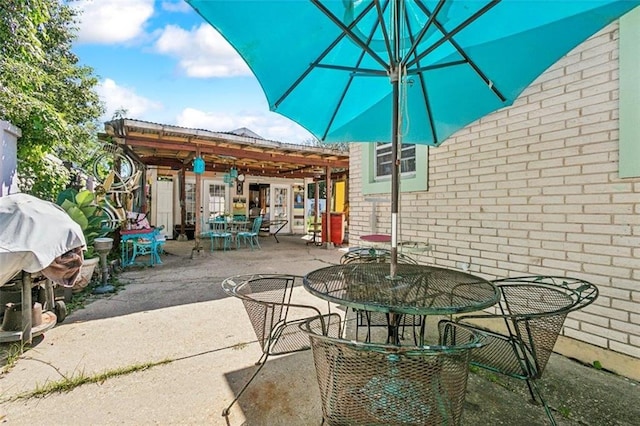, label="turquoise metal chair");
[237,216,262,249]
[129,228,164,266]
[210,218,232,251]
